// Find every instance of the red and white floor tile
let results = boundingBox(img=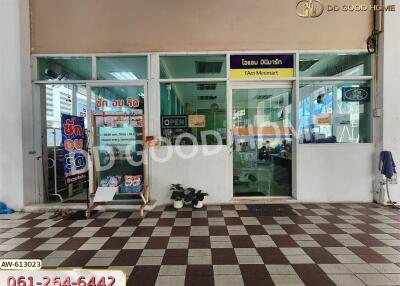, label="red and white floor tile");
[1,203,400,285]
